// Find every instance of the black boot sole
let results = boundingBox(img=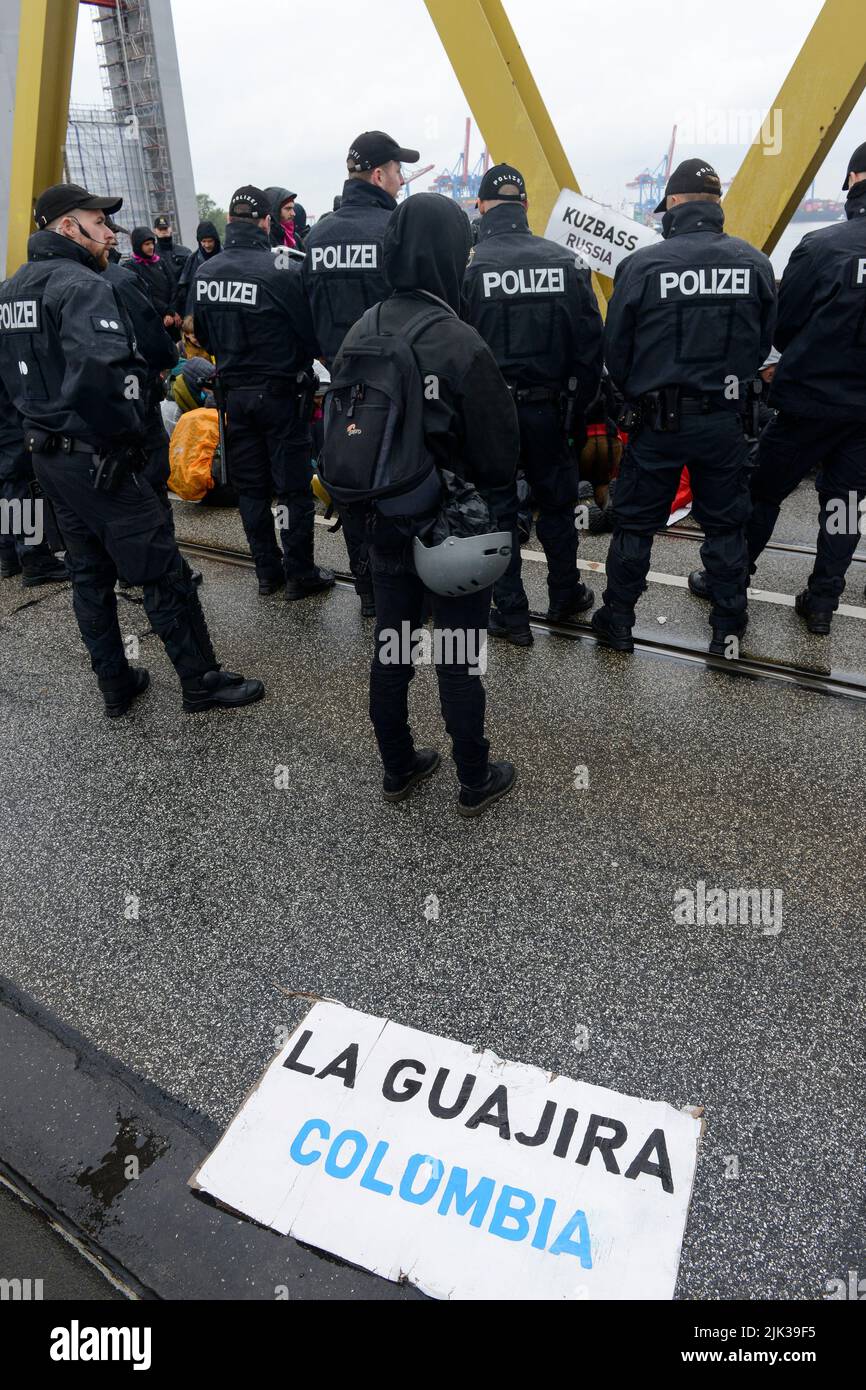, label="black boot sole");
[21,571,68,588]
[183,684,266,715]
[285,578,336,601]
[382,752,442,803]
[457,768,517,819]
